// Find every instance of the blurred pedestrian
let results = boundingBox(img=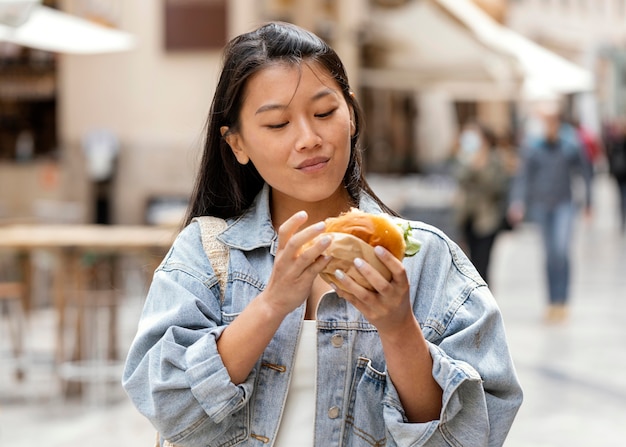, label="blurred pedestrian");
[508,104,593,323]
[495,130,521,230]
[571,118,602,169]
[605,118,626,233]
[452,121,511,285]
